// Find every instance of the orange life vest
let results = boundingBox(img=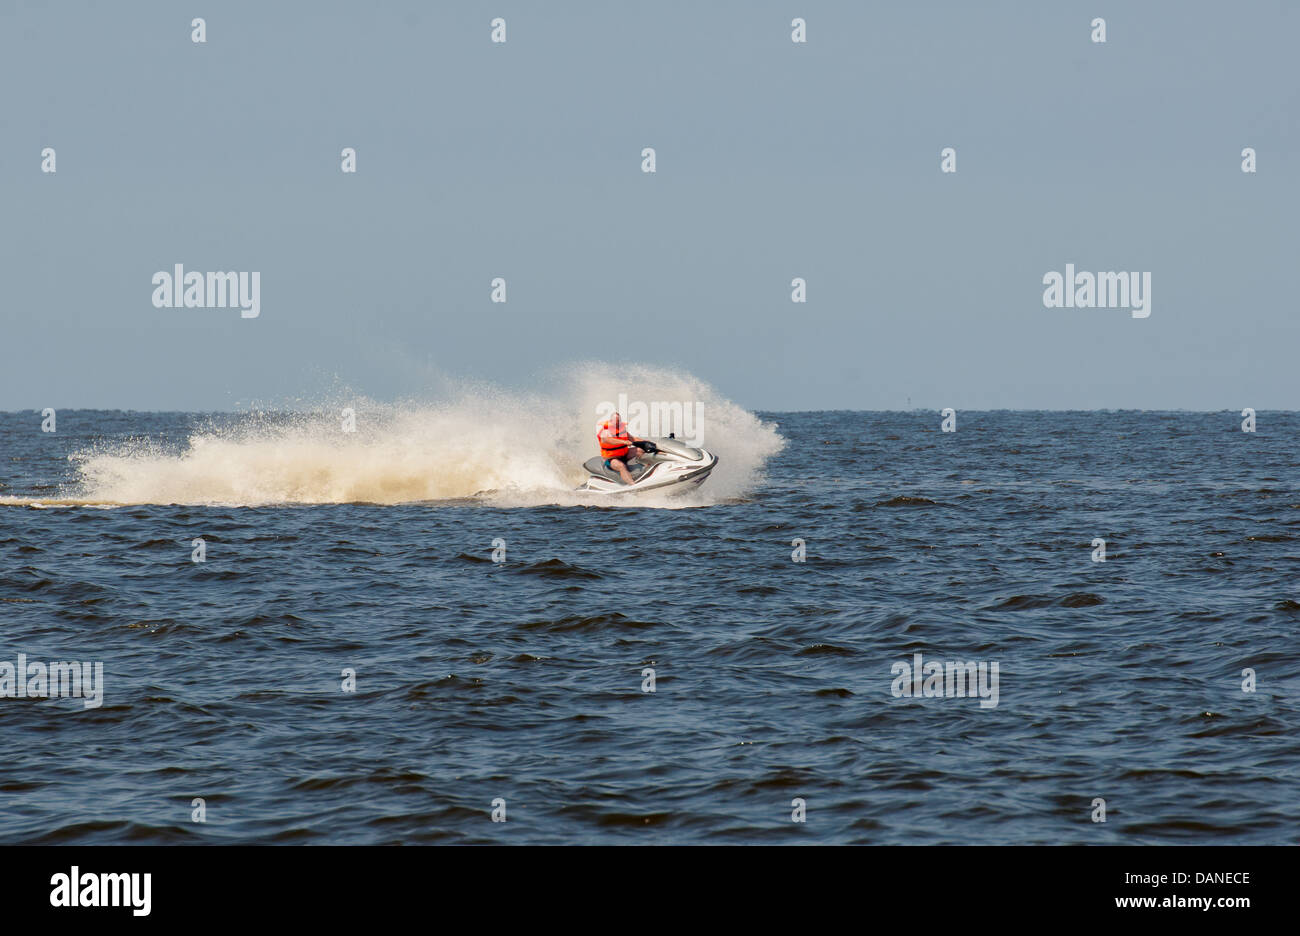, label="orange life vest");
[597,416,631,459]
